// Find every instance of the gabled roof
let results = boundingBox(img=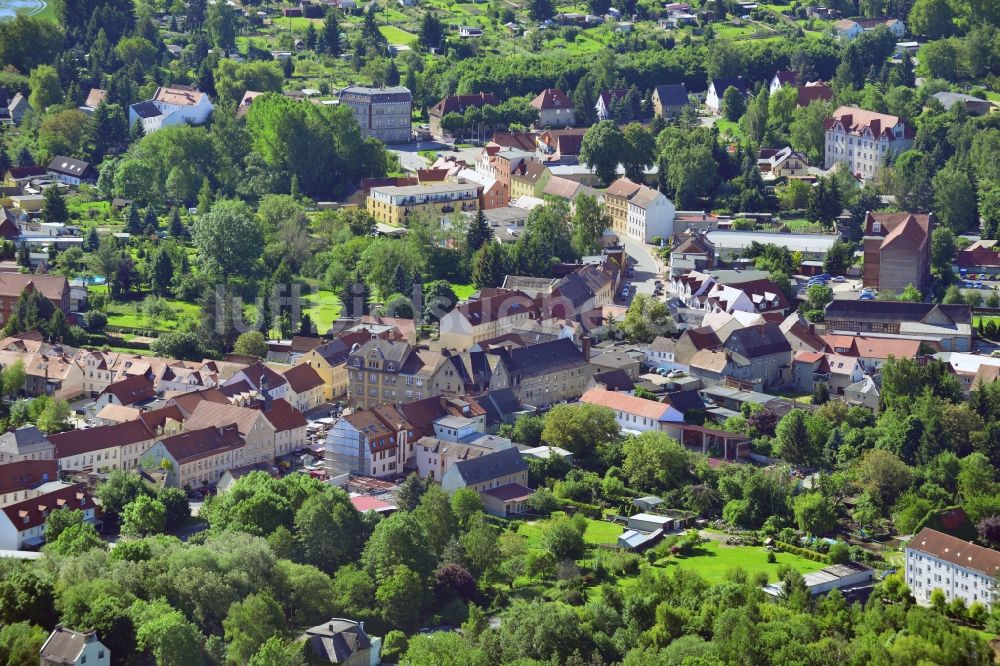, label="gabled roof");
[909,527,1000,578]
[1,482,95,532]
[531,88,574,111]
[158,424,244,464]
[597,89,628,108]
[491,132,538,152]
[824,300,971,326]
[682,326,722,351]
[0,272,68,301]
[724,322,791,359]
[282,363,324,394]
[130,100,161,118]
[455,289,535,325]
[0,425,52,456]
[99,374,155,406]
[51,420,155,459]
[653,83,688,106]
[430,93,500,117]
[605,177,643,199]
[772,70,798,86]
[500,337,586,376]
[709,78,747,95]
[83,88,107,109]
[825,106,912,140]
[40,626,105,664]
[46,156,91,177]
[580,387,682,421]
[797,82,833,106]
[451,446,526,485]
[0,459,57,493]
